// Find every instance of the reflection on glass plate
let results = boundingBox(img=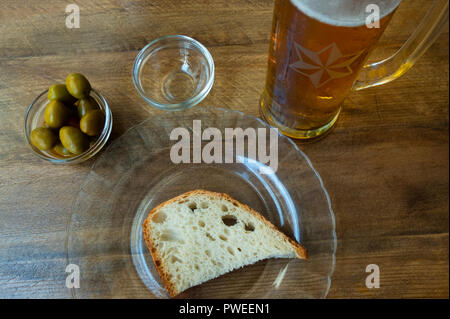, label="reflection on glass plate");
[66,106,336,298]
